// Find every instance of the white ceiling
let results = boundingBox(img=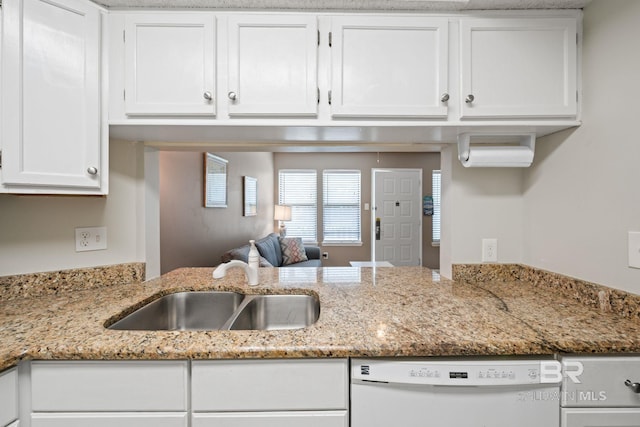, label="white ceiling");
[92,0,591,11]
